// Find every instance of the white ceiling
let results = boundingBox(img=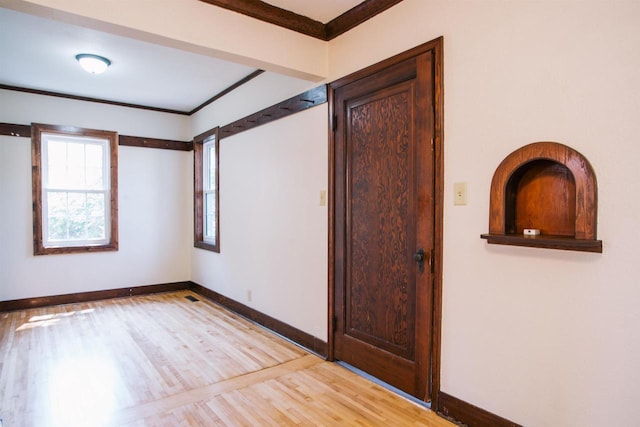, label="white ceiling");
[0,1,363,114]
